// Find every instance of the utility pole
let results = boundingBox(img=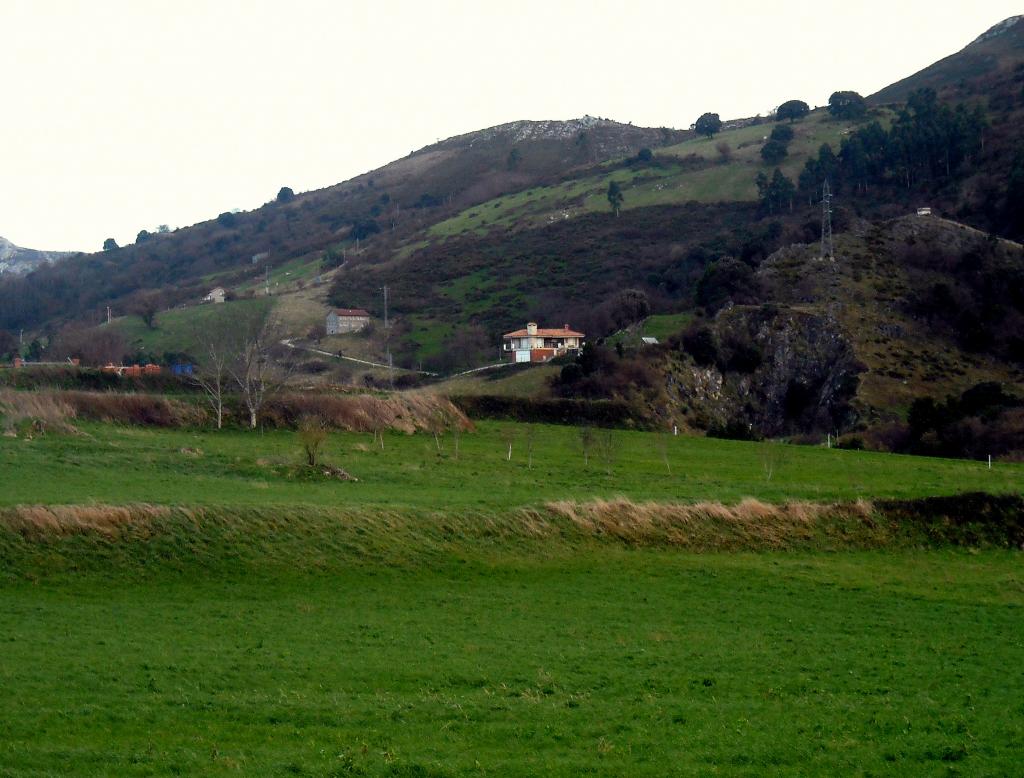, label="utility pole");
[265,265,270,296]
[382,285,389,330]
[106,306,112,324]
[820,179,834,261]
